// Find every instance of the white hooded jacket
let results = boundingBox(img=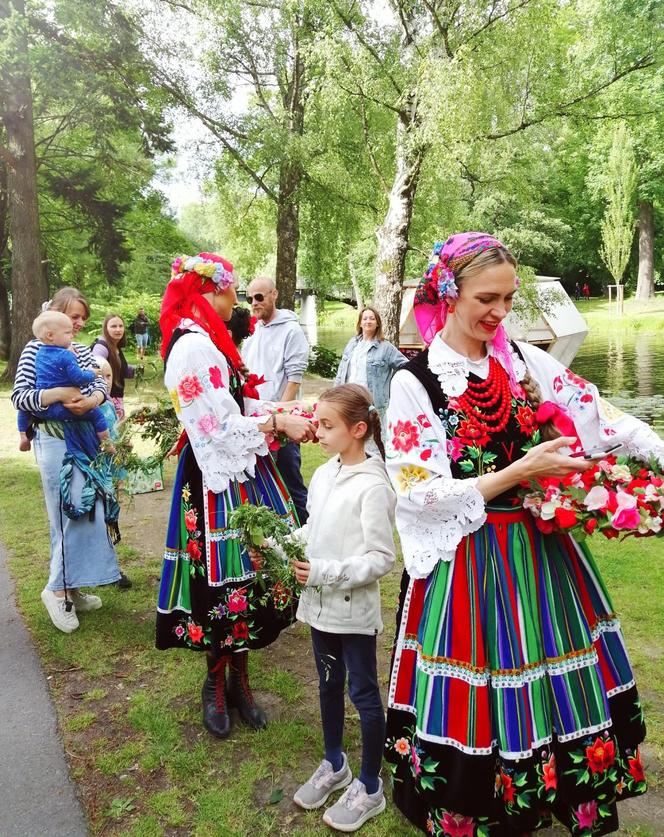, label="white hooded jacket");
[295,453,397,636]
[242,309,309,401]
